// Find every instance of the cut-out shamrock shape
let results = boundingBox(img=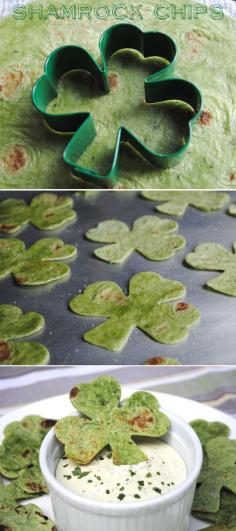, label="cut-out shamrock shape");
[190,420,230,450]
[0,341,49,365]
[0,504,55,531]
[186,242,236,296]
[69,271,200,351]
[55,376,170,465]
[32,23,201,187]
[192,437,236,514]
[0,304,48,365]
[0,415,56,479]
[86,216,186,263]
[0,304,44,340]
[141,191,229,216]
[0,193,76,234]
[0,237,76,285]
[194,489,236,527]
[0,465,48,504]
